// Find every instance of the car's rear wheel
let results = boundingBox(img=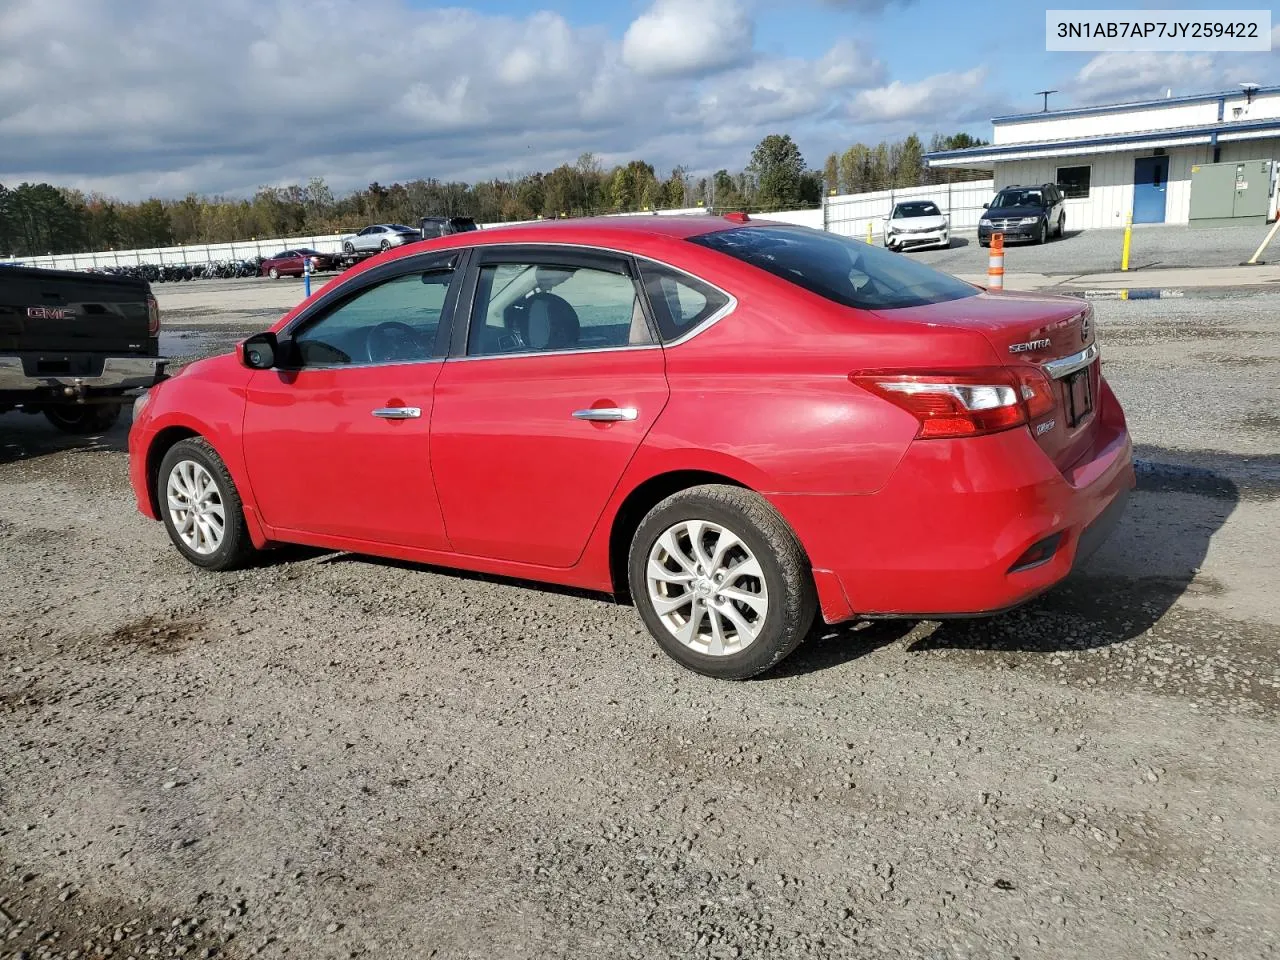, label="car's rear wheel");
[44,402,121,434]
[158,438,254,571]
[380,239,392,252]
[1057,214,1066,238]
[627,484,816,680]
